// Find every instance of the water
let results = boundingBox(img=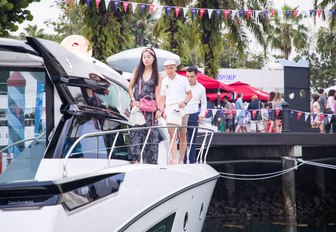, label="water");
[203,220,336,232]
